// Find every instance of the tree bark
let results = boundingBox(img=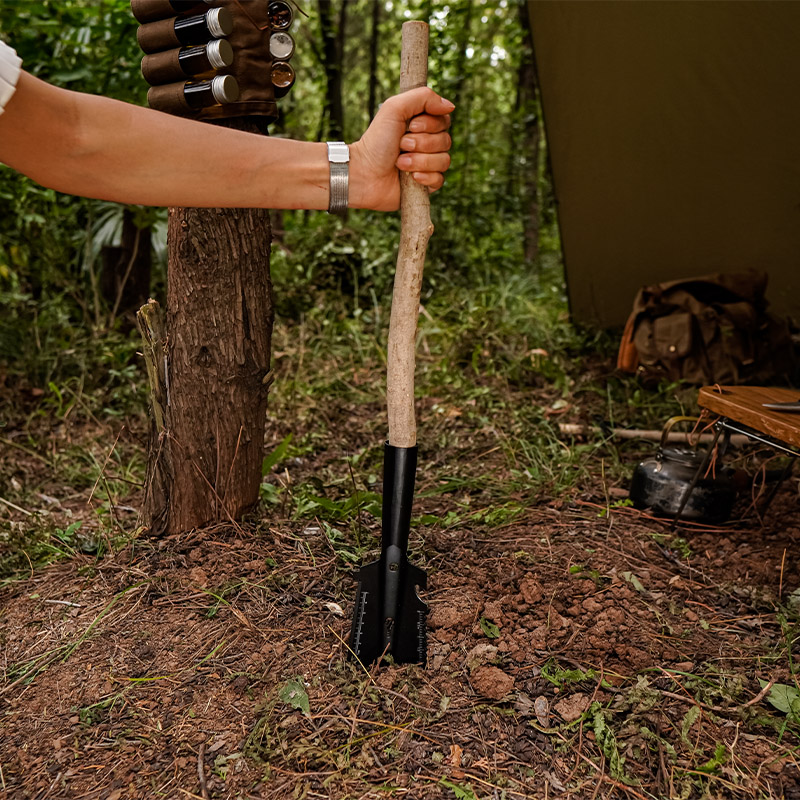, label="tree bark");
[140,119,273,535]
[318,0,345,140]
